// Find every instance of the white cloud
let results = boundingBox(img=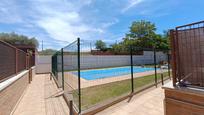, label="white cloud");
[121,0,176,17]
[22,0,104,43]
[0,0,120,50]
[101,19,119,28]
[1,0,176,49]
[37,15,103,42]
[122,0,144,13]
